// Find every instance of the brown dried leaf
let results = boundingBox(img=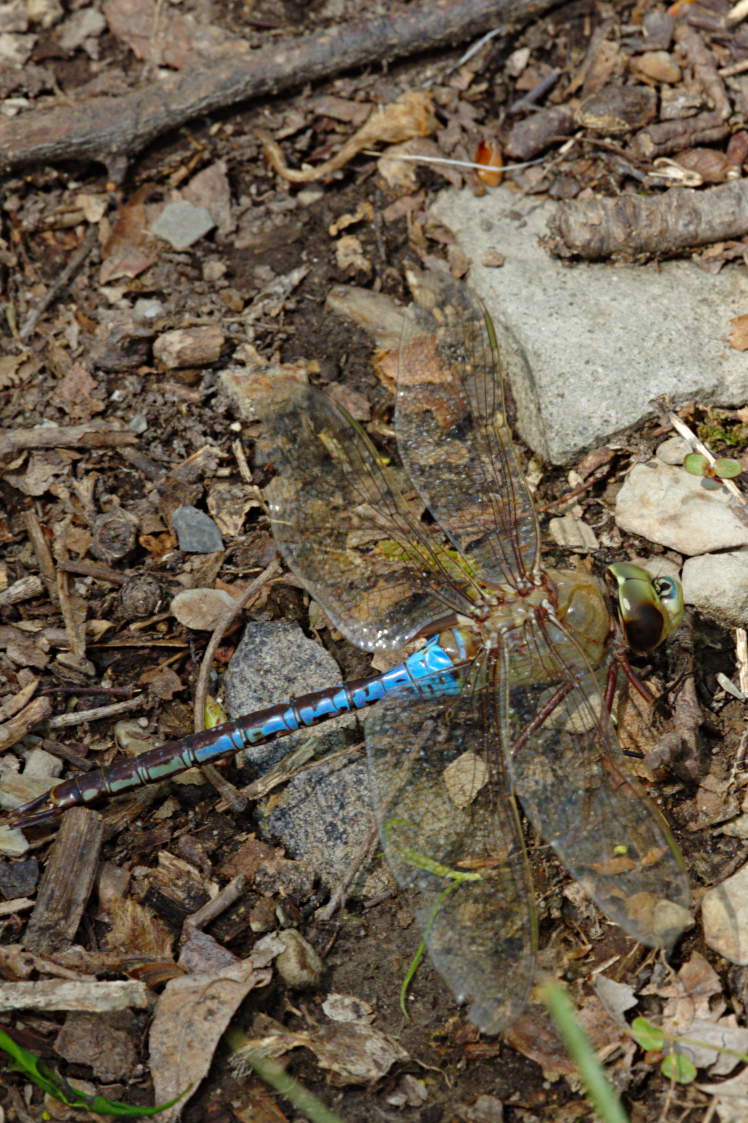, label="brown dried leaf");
[261,90,436,184]
[729,313,748,352]
[150,962,269,1122]
[100,187,159,284]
